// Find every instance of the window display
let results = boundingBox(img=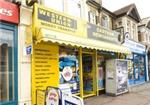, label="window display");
[97,56,105,89]
[128,54,146,85]
[133,54,145,83]
[59,46,79,94]
[82,54,93,91]
[0,29,14,102]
